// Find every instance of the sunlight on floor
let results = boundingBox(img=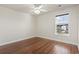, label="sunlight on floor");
[54,45,70,54]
